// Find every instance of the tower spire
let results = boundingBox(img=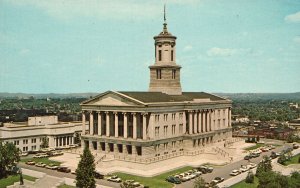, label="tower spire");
[163,4,168,33]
